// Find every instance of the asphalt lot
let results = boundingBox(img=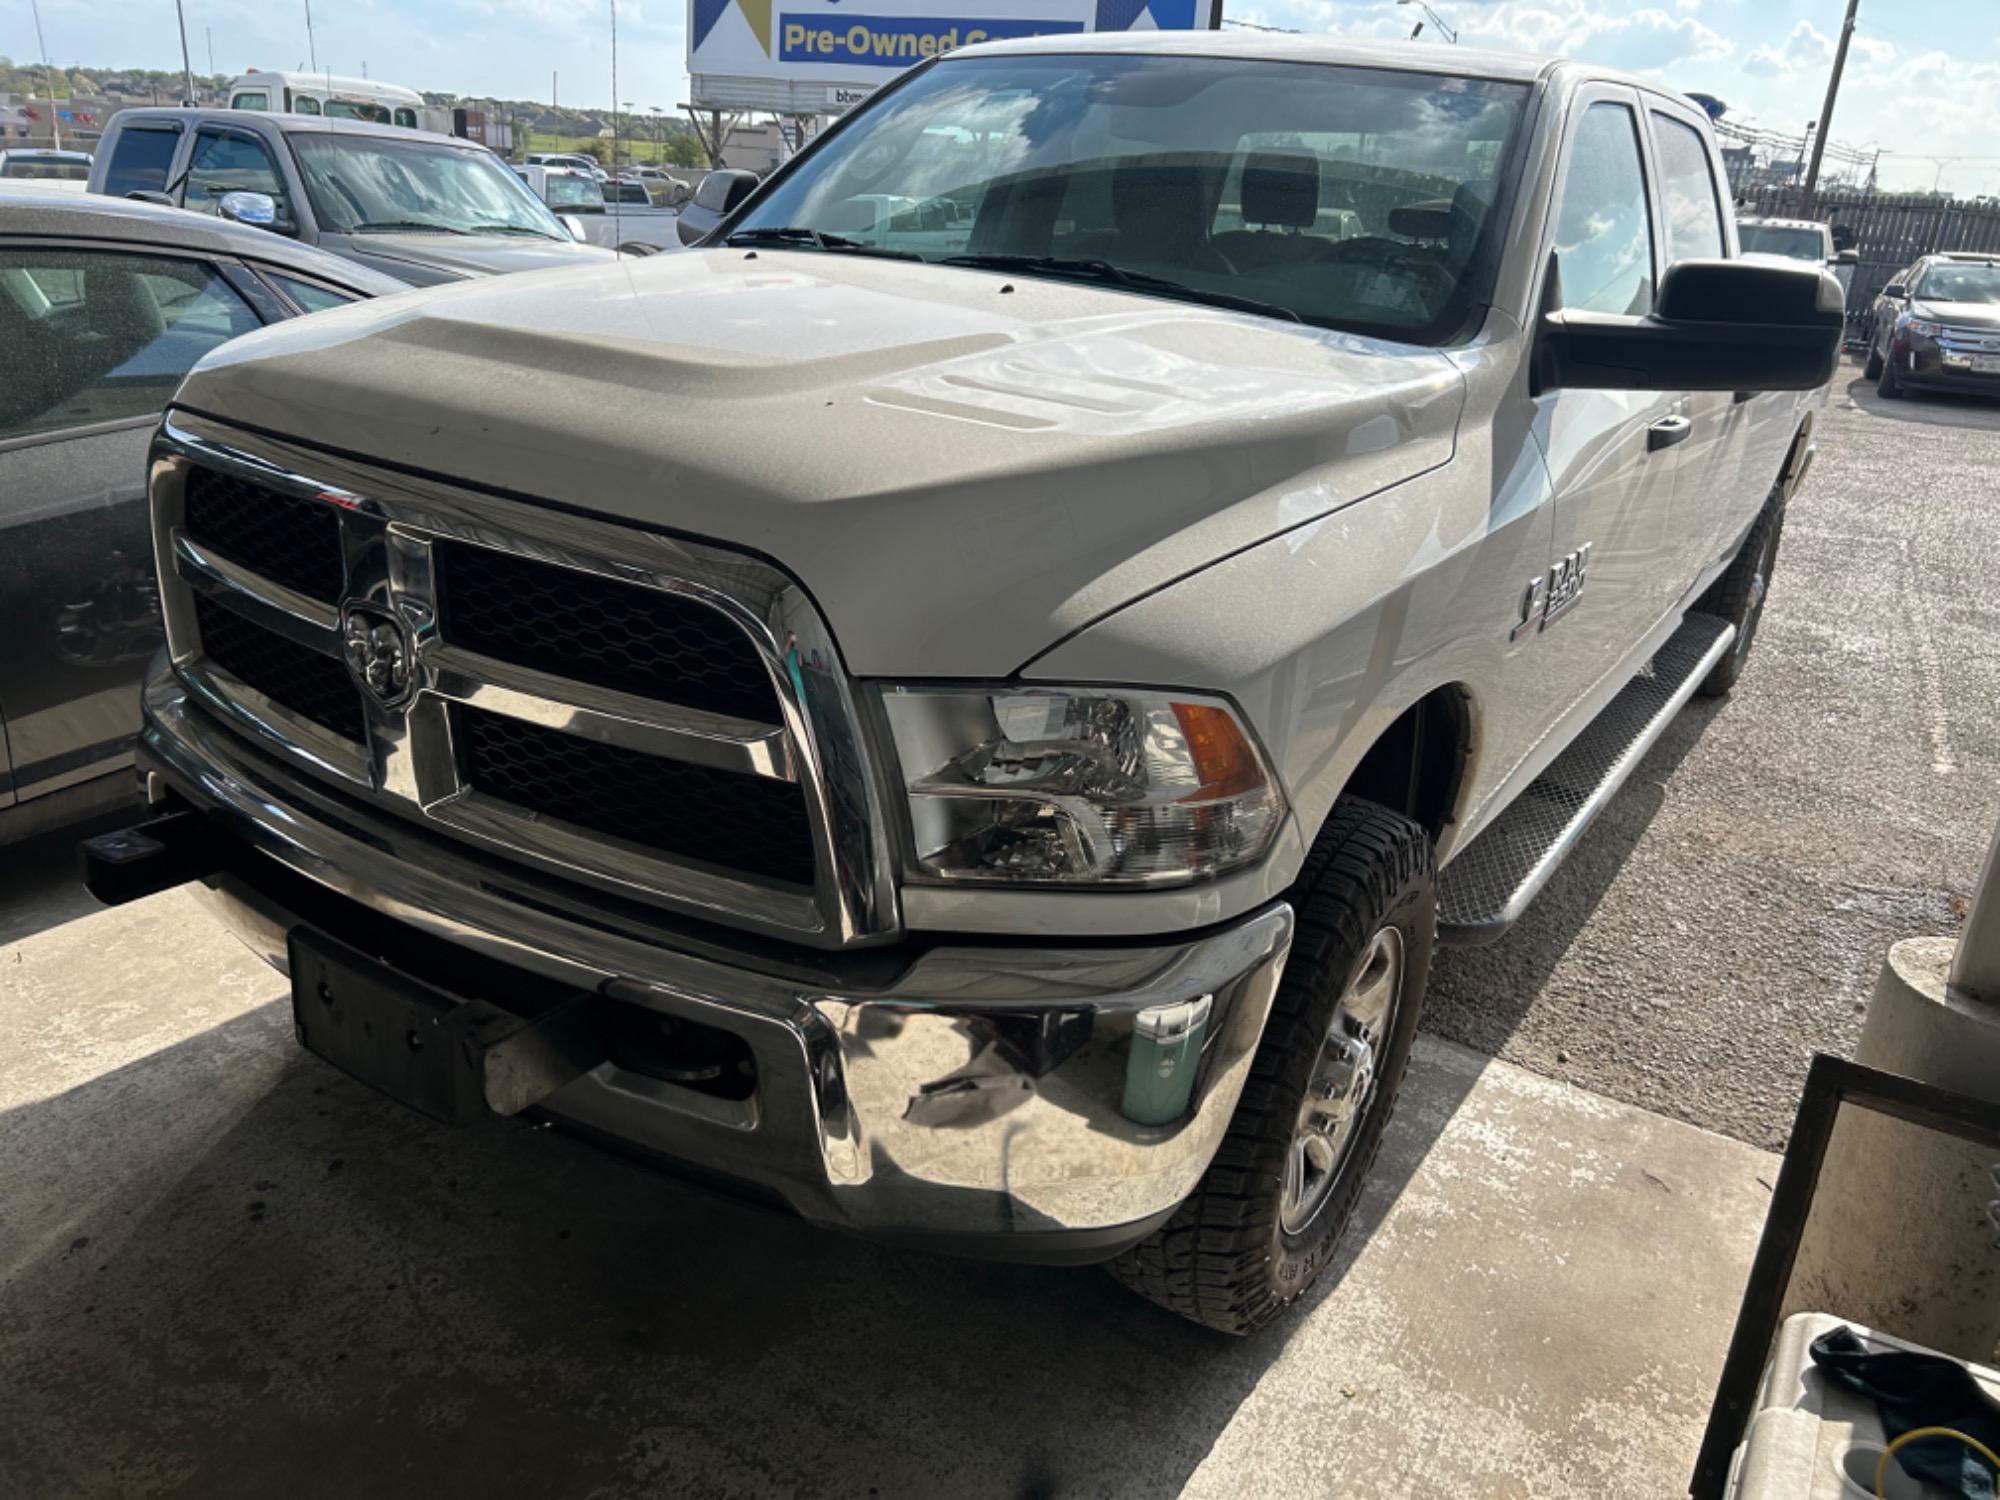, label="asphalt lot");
[1428,363,2000,1148]
[2,353,1995,1496]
